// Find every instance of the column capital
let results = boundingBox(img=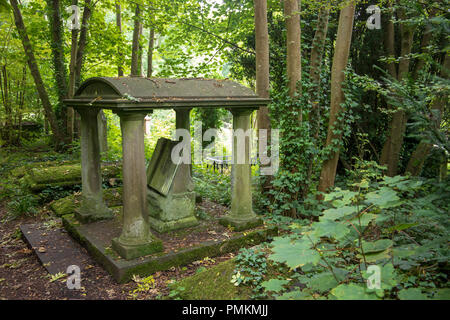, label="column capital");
[76,107,100,118]
[174,107,193,113]
[114,110,151,121]
[227,108,256,117]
